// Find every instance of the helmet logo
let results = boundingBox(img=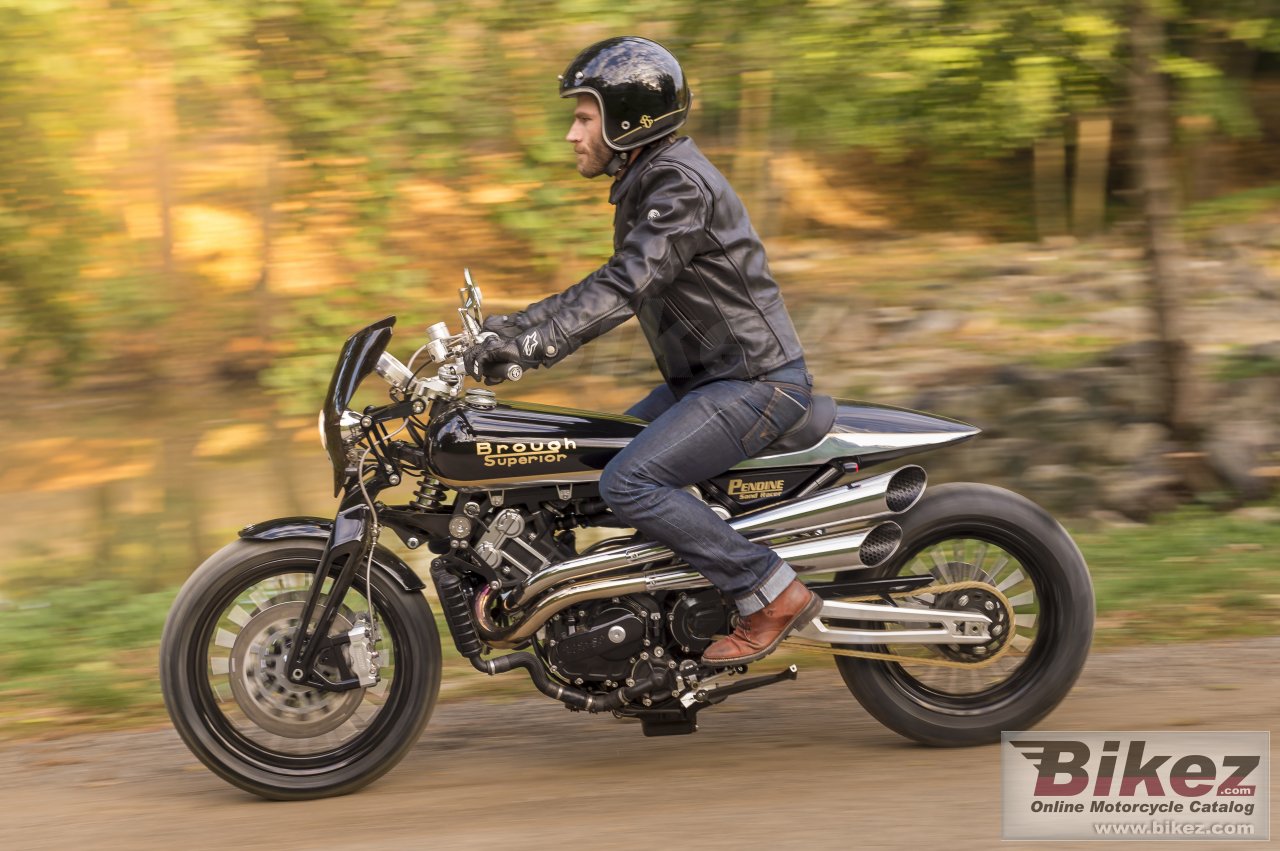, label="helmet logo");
[639,114,654,129]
